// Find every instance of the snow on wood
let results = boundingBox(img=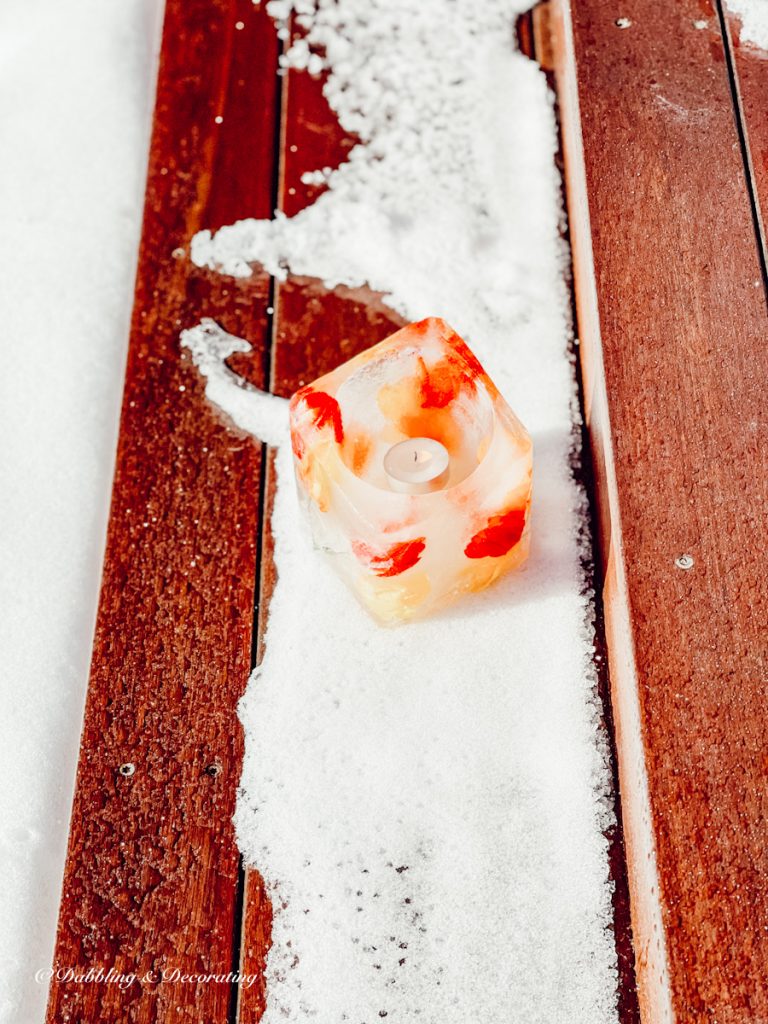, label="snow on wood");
[726,0,768,48]
[186,0,620,1019]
